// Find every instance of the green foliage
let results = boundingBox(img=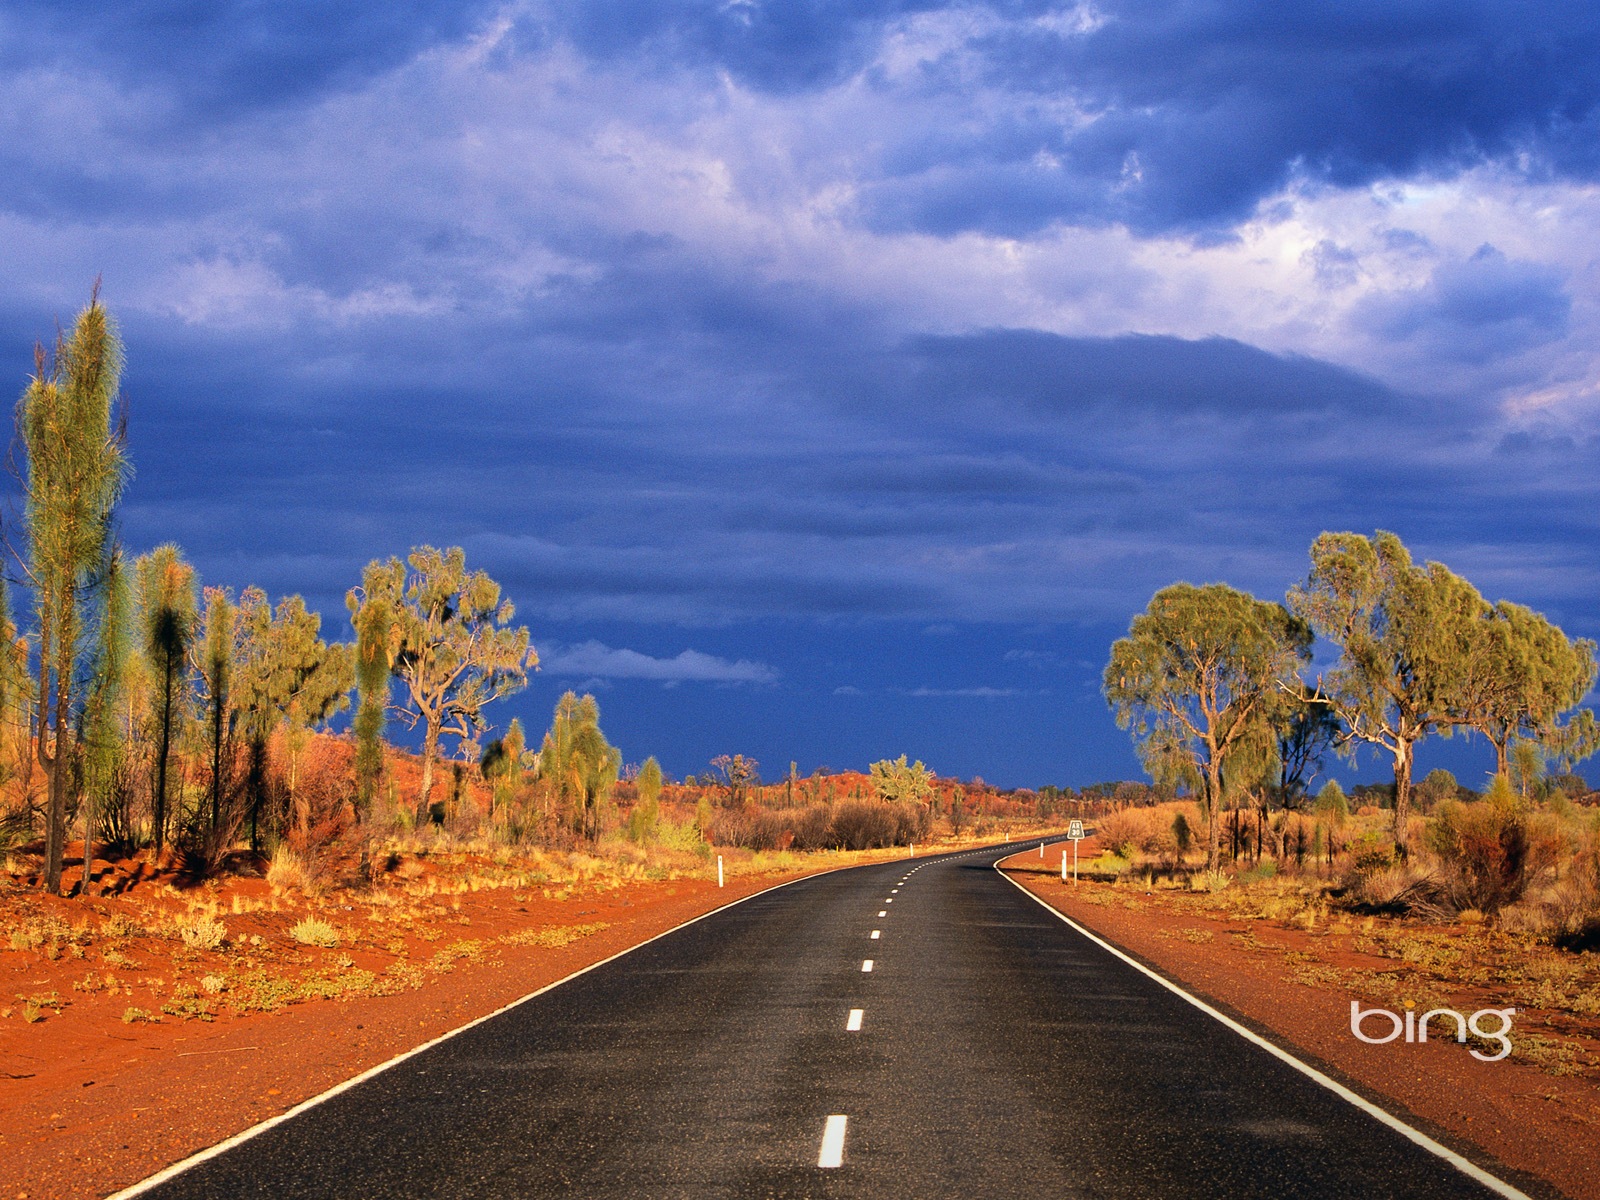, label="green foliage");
[537,692,620,840]
[347,546,534,819]
[20,287,131,891]
[1104,582,1311,867]
[1313,780,1349,826]
[1289,531,1487,849]
[628,756,663,844]
[1463,600,1597,776]
[350,590,391,818]
[232,588,353,843]
[135,544,198,853]
[869,754,935,805]
[81,549,131,869]
[1415,768,1458,811]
